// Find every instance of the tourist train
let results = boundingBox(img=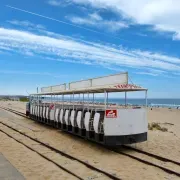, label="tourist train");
[26,72,148,146]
